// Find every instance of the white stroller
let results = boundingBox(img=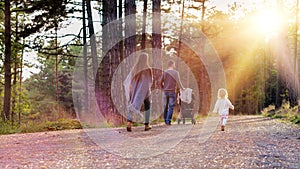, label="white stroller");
[177,88,196,125]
